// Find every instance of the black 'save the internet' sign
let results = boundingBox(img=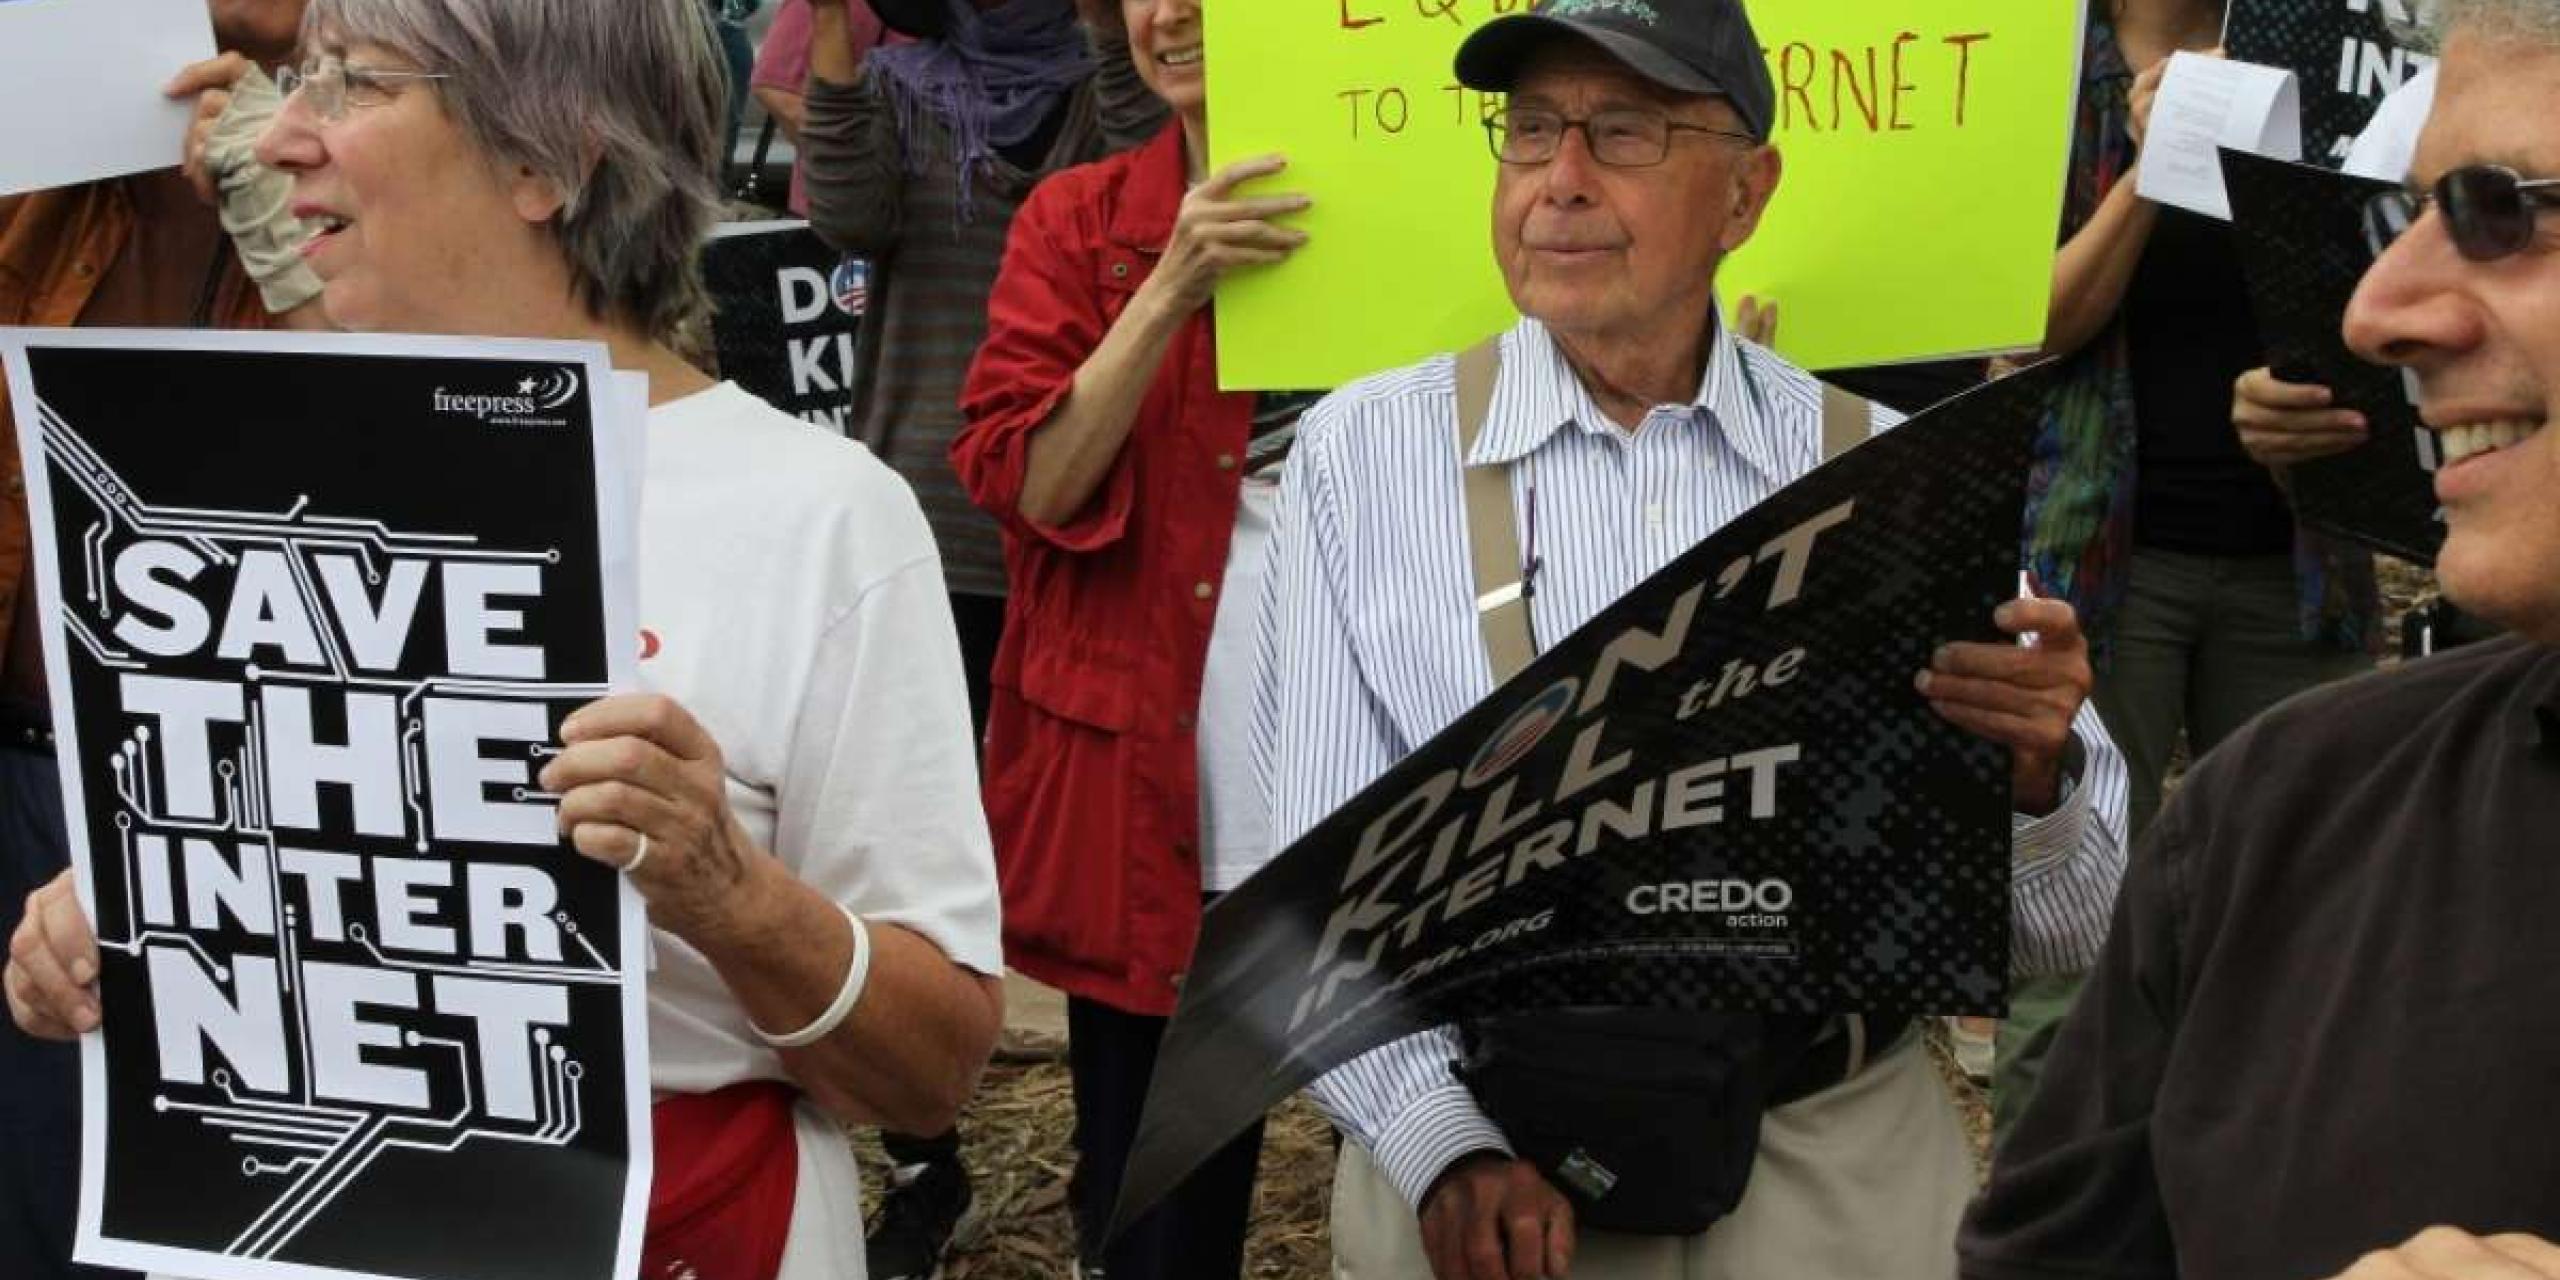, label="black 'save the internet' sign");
[4,330,652,1280]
